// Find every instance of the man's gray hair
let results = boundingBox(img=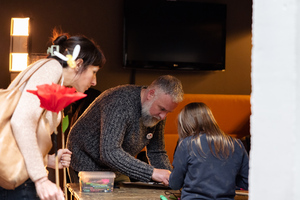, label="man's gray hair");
[148,75,184,103]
